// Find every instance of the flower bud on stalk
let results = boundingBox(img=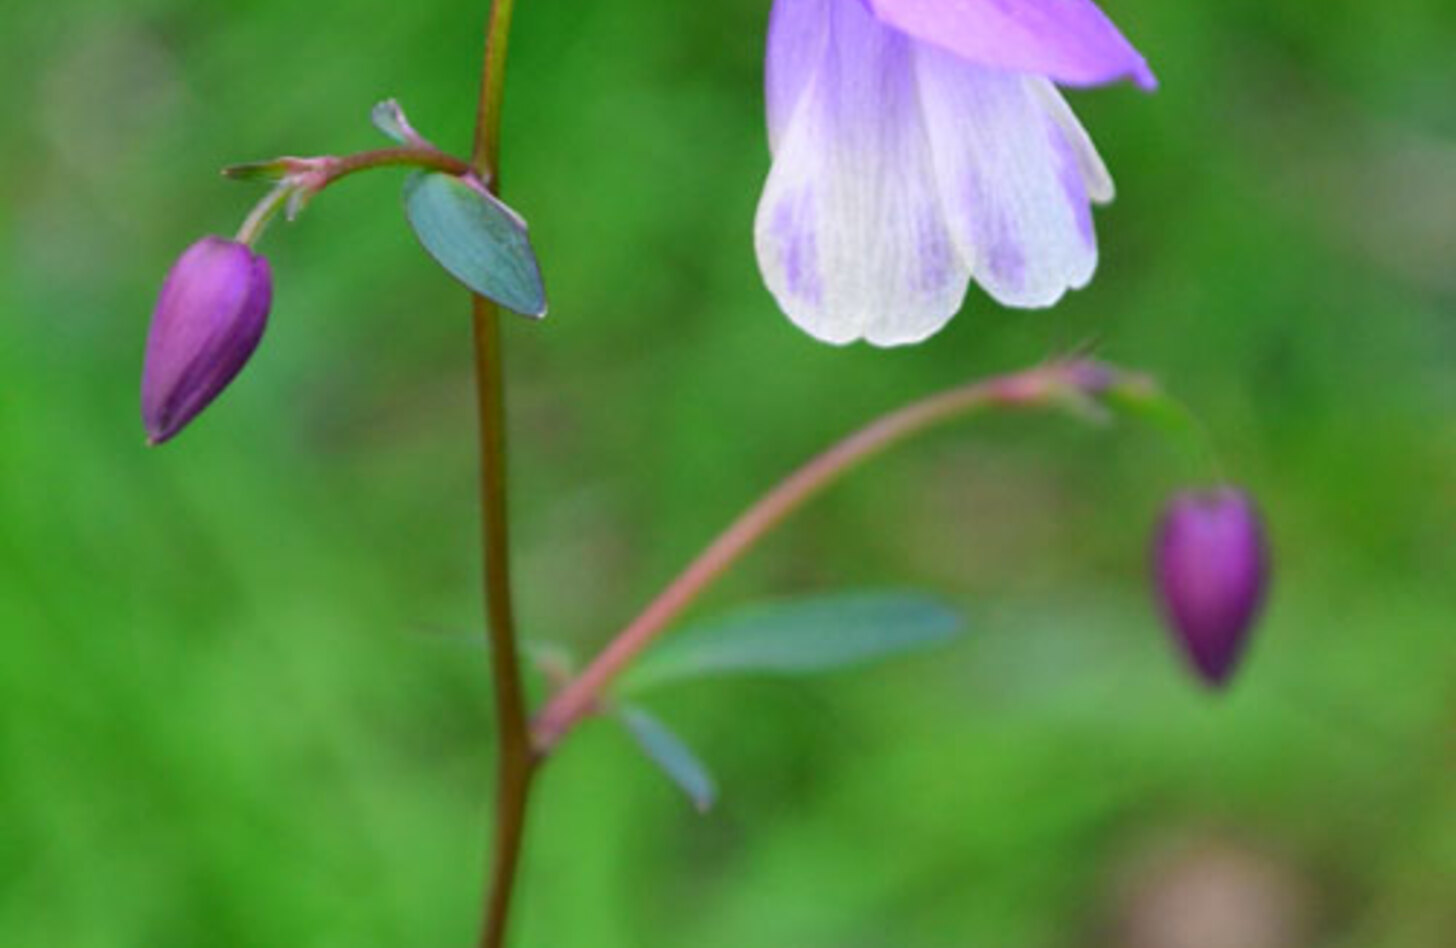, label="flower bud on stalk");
[141,237,272,445]
[1153,488,1270,687]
